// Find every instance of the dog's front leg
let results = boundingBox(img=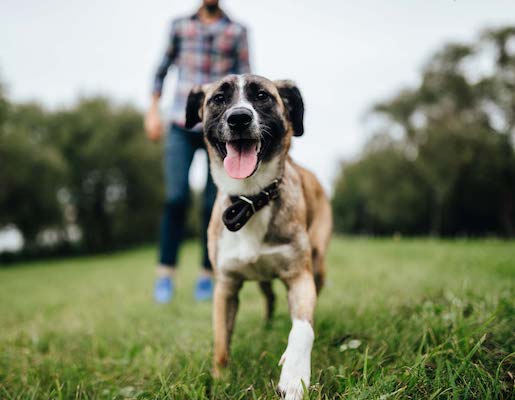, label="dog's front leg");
[213,277,242,377]
[277,270,316,400]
